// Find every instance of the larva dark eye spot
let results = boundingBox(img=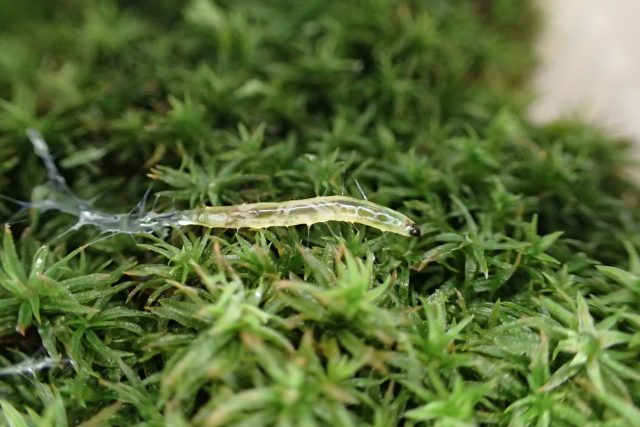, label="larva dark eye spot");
[407,223,421,237]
